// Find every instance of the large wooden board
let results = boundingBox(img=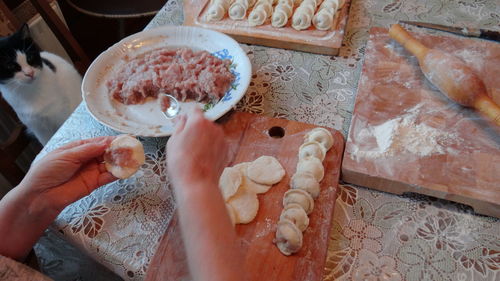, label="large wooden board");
[145,111,344,281]
[183,0,351,56]
[342,27,500,217]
